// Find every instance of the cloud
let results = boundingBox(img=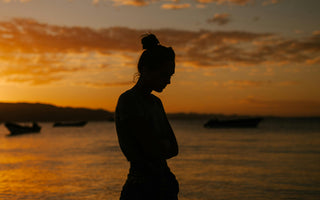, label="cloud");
[306,57,320,65]
[196,0,253,6]
[5,75,63,85]
[262,0,281,6]
[207,13,231,25]
[99,0,255,7]
[209,80,300,89]
[110,0,285,7]
[2,0,148,6]
[0,54,84,85]
[2,0,31,3]
[0,18,142,53]
[111,0,149,6]
[313,30,320,36]
[161,3,191,10]
[223,80,272,88]
[1,18,319,86]
[1,0,284,7]
[79,81,134,88]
